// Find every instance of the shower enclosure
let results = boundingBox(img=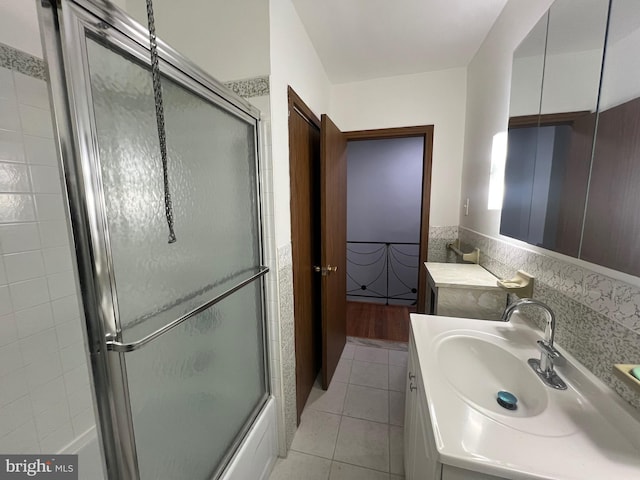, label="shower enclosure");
[38,1,270,478]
